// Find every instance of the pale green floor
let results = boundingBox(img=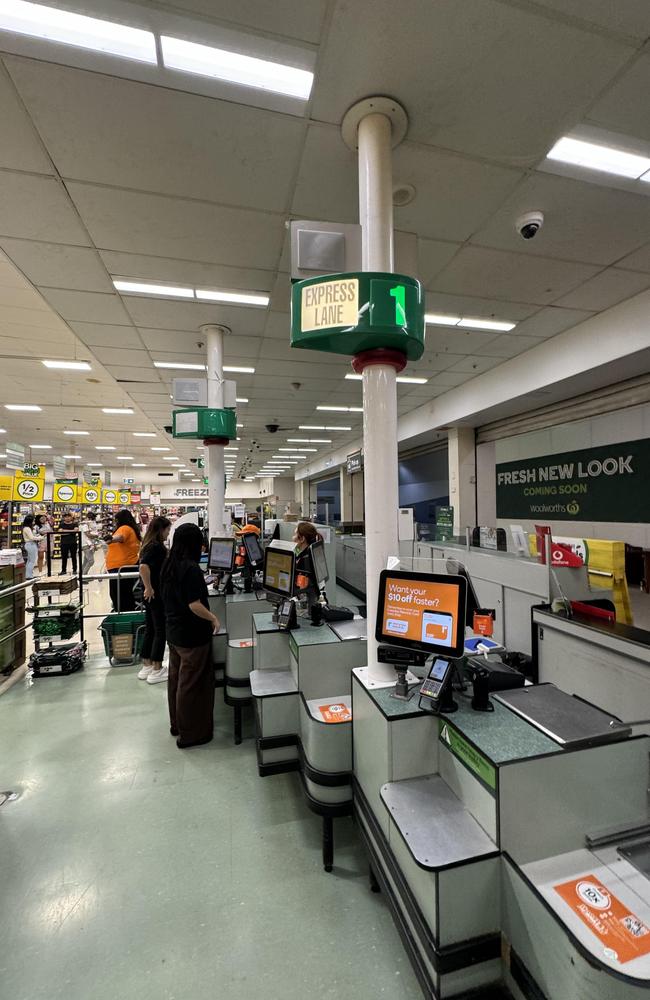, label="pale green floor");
[0,656,422,1000]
